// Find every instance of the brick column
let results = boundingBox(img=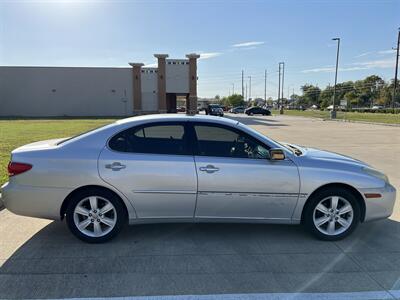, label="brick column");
[129,63,144,114]
[154,54,168,113]
[186,53,200,115]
